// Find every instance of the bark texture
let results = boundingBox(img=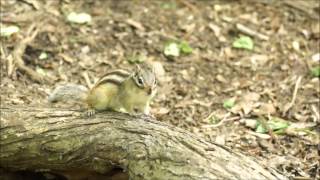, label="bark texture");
[0,107,286,180]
